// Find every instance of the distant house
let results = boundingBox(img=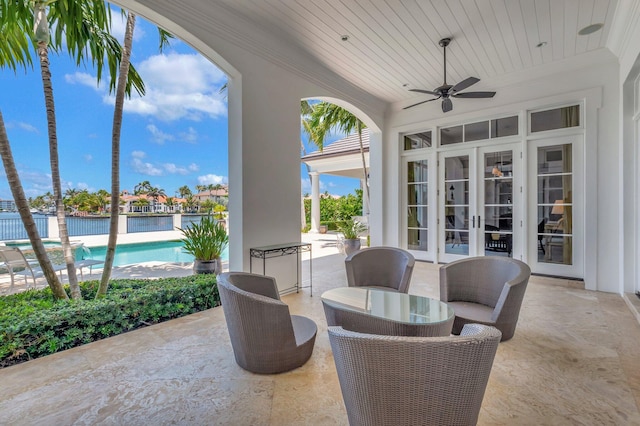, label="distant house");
[0,199,16,211]
[194,186,229,205]
[119,190,186,213]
